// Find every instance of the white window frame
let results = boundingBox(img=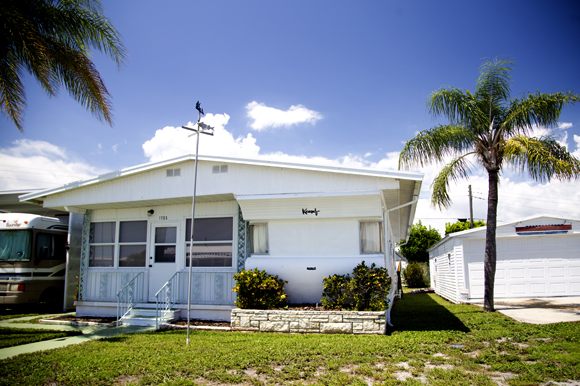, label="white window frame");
[118,220,148,268]
[185,216,235,270]
[89,220,148,268]
[249,223,269,255]
[359,220,384,254]
[89,221,116,268]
